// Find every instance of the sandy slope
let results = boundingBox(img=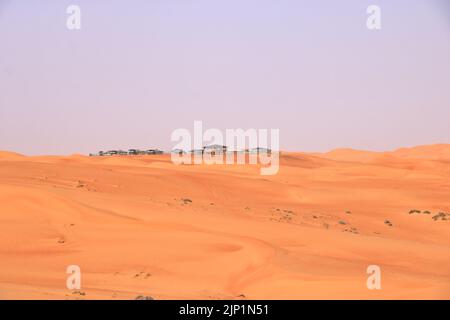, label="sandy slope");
[0,146,449,299]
